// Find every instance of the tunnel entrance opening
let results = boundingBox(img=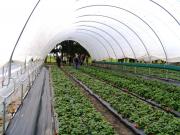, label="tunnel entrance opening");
[45,40,91,66]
